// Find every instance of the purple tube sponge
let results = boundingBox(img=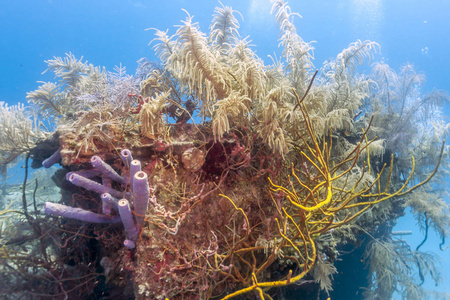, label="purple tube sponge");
[102,178,113,214]
[118,199,138,241]
[91,155,126,185]
[66,169,102,180]
[123,239,136,249]
[101,193,119,210]
[132,171,150,227]
[120,149,133,169]
[43,202,121,223]
[129,160,141,186]
[42,148,62,168]
[68,173,125,199]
